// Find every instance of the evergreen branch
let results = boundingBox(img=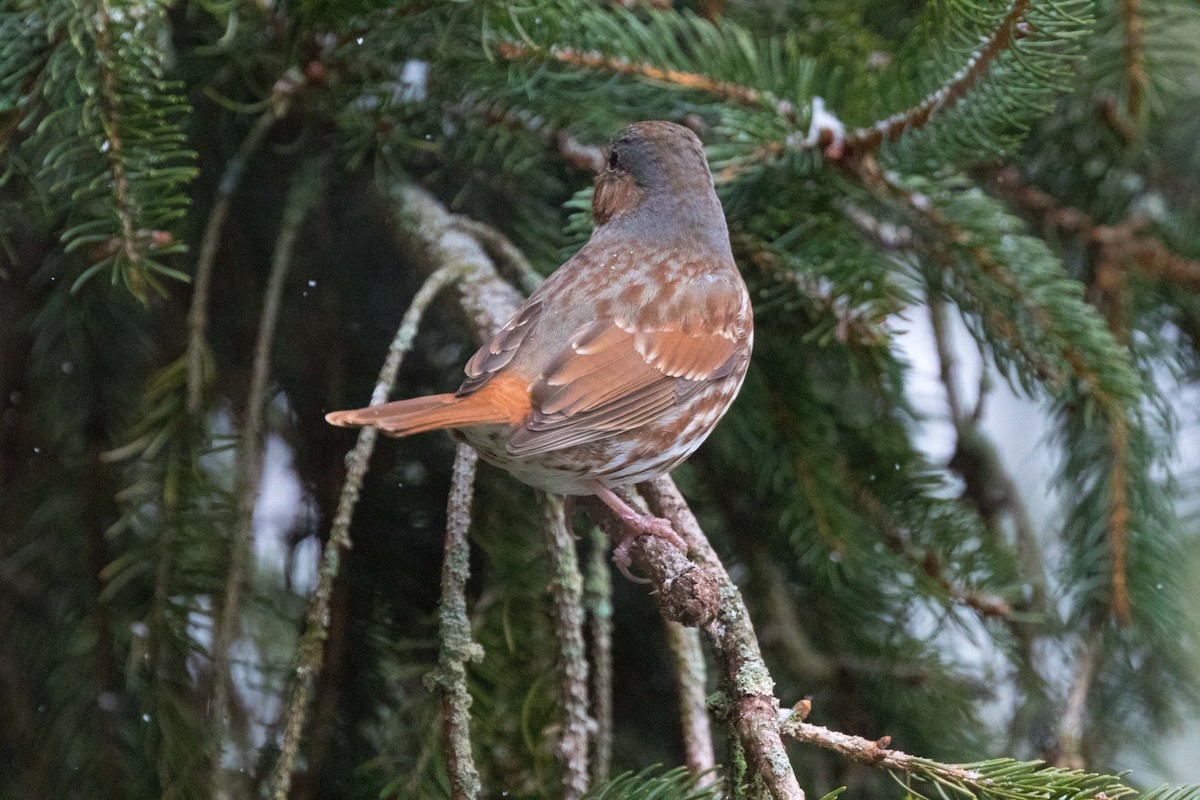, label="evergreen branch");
[186,72,303,417]
[461,99,608,175]
[864,165,1129,414]
[731,231,891,349]
[843,0,1034,156]
[584,527,614,786]
[780,713,1134,800]
[984,166,1200,291]
[494,41,798,122]
[269,261,470,800]
[584,766,720,800]
[17,1,199,297]
[542,494,592,800]
[427,444,485,800]
[209,163,323,798]
[91,0,139,272]
[664,620,716,783]
[1121,0,1146,120]
[852,478,1013,621]
[640,477,805,800]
